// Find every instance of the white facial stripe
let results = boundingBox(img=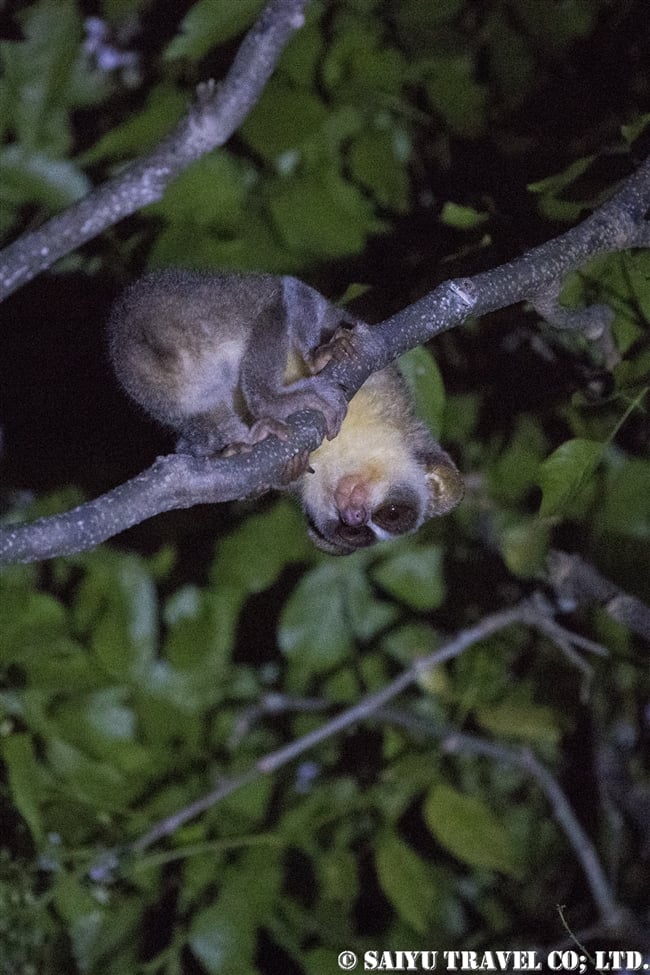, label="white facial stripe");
[369,521,396,542]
